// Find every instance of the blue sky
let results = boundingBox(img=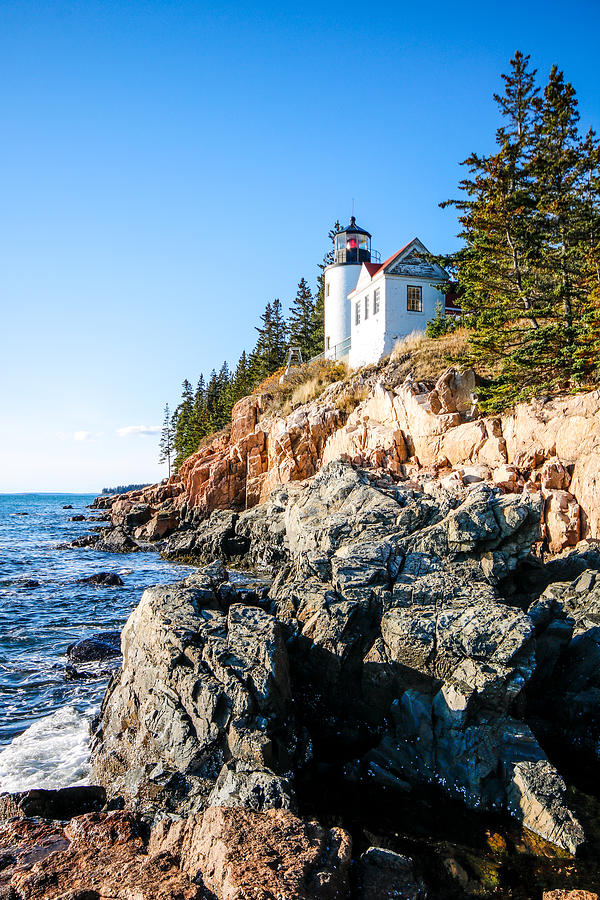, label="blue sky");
[2,0,599,491]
